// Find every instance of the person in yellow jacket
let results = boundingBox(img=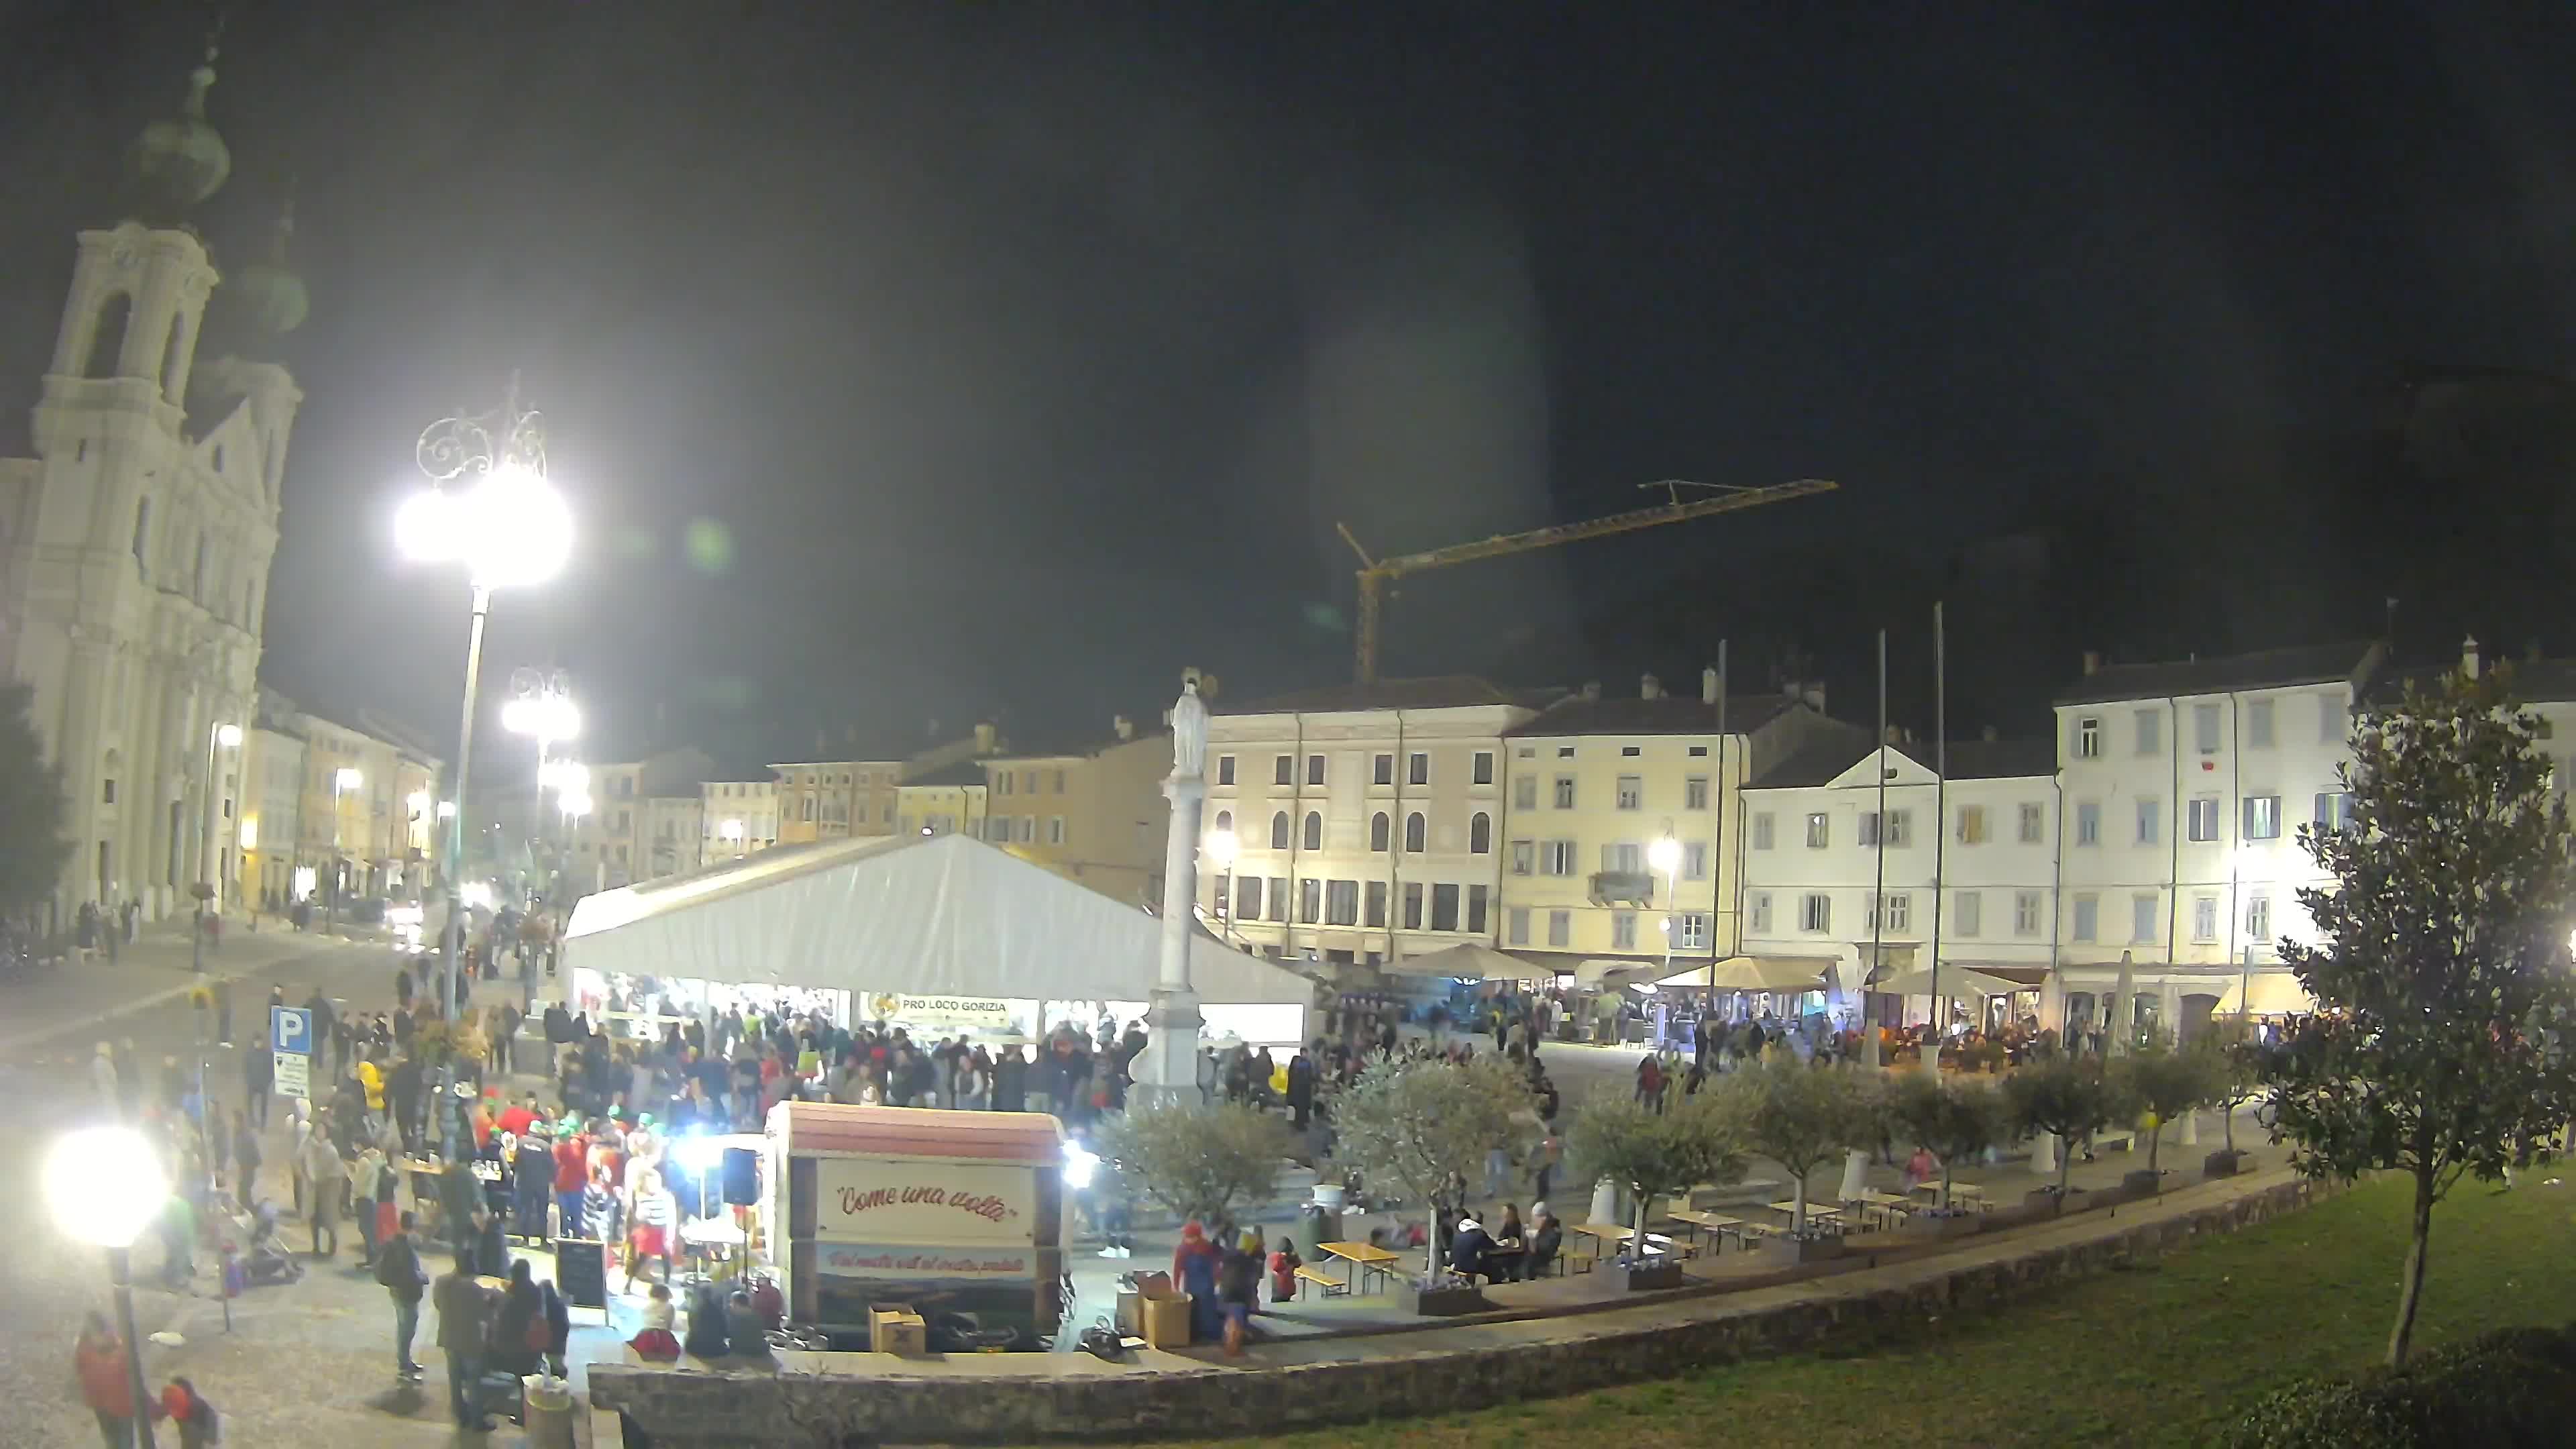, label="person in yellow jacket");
[360,1053,388,1134]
